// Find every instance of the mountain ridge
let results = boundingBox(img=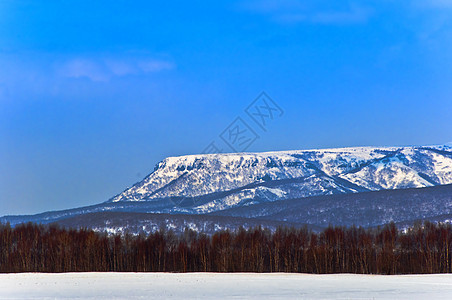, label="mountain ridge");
[2,184,451,233]
[2,144,452,233]
[107,145,452,214]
